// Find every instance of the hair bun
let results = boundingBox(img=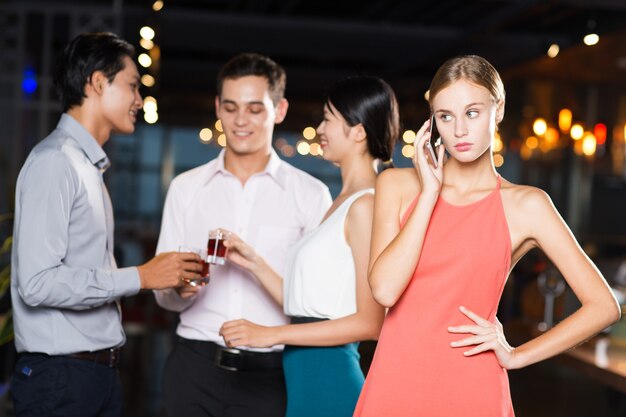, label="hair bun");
[376,159,394,174]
